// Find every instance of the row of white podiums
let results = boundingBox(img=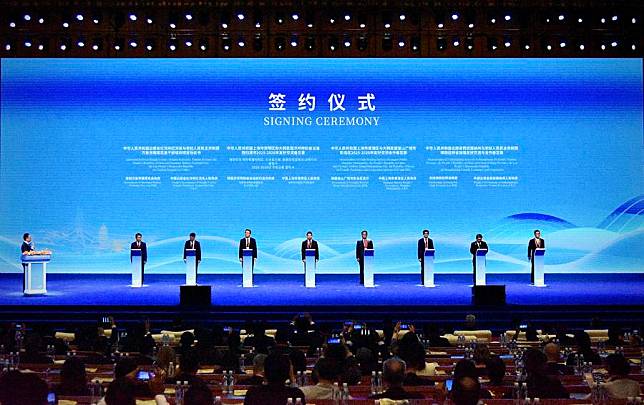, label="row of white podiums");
[22,248,546,295]
[129,247,547,289]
